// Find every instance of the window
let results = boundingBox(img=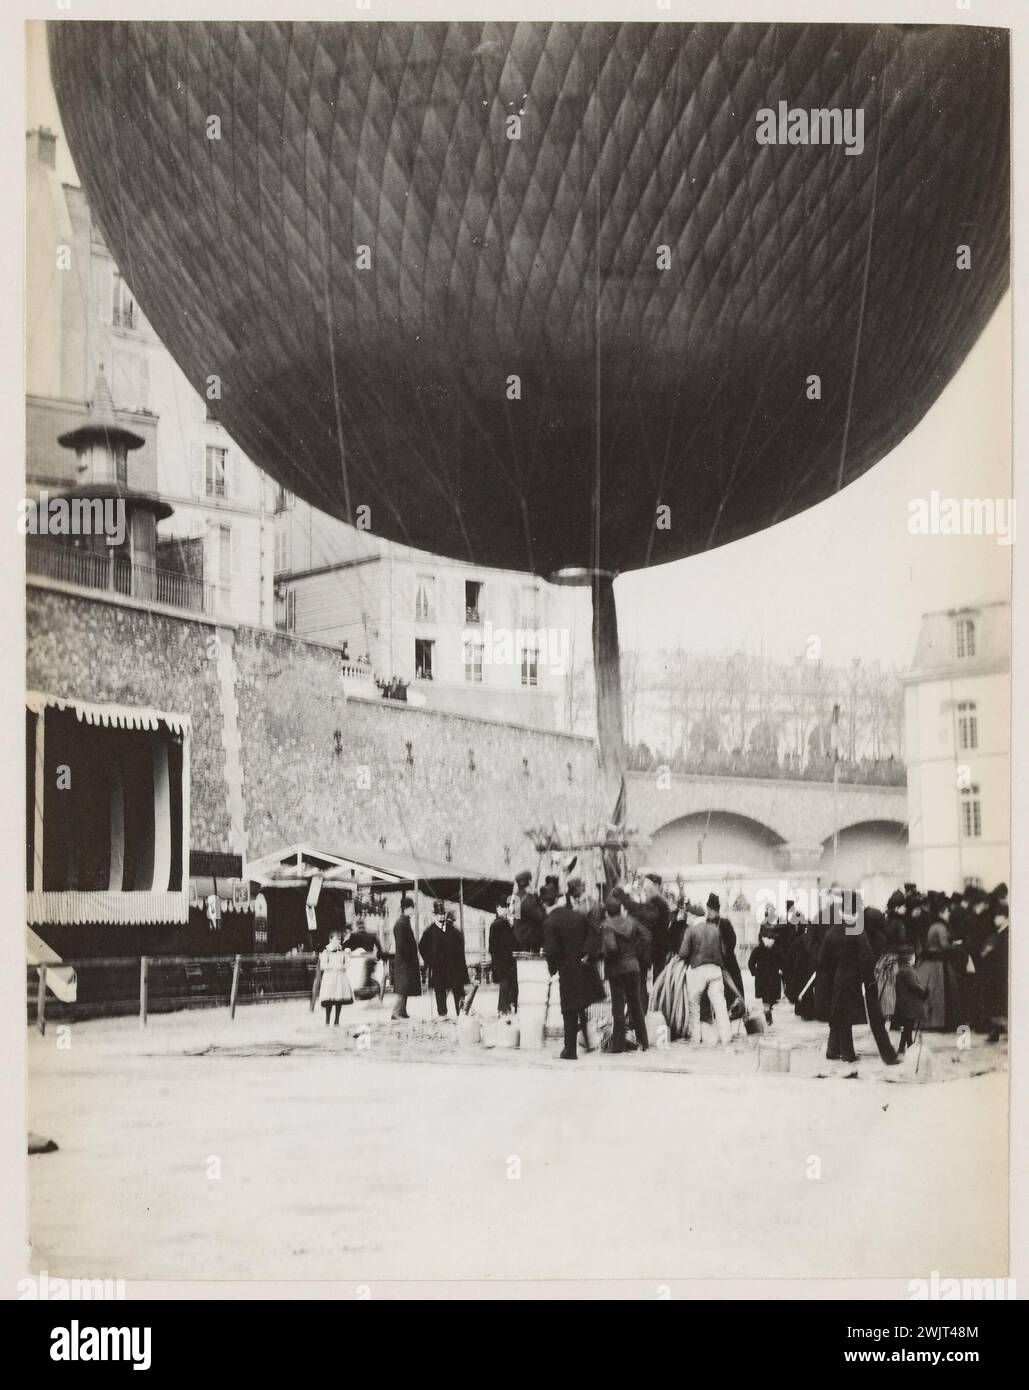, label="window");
[519,584,540,627]
[464,637,483,684]
[955,618,976,659]
[465,580,483,623]
[960,784,982,839]
[274,523,291,574]
[415,575,436,621]
[415,638,434,680]
[957,701,978,751]
[113,444,128,488]
[206,445,227,499]
[112,271,136,330]
[520,642,539,687]
[284,588,296,633]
